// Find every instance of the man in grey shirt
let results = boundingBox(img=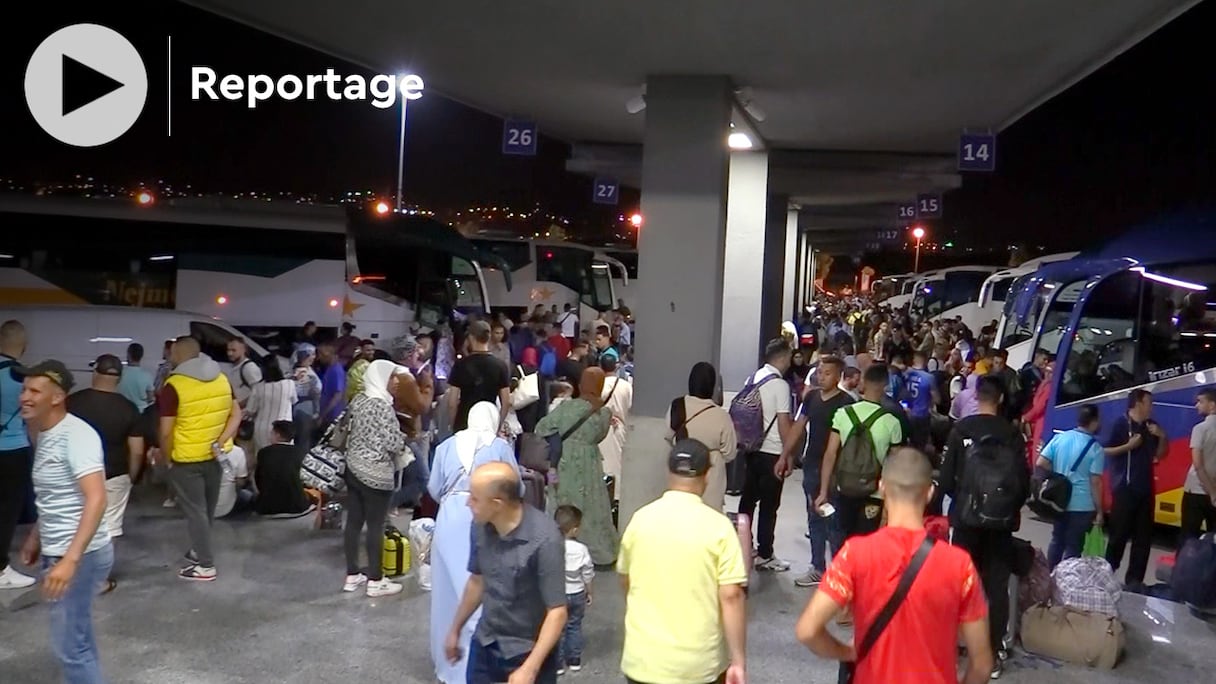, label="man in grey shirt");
[1183,388,1216,541]
[446,462,568,684]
